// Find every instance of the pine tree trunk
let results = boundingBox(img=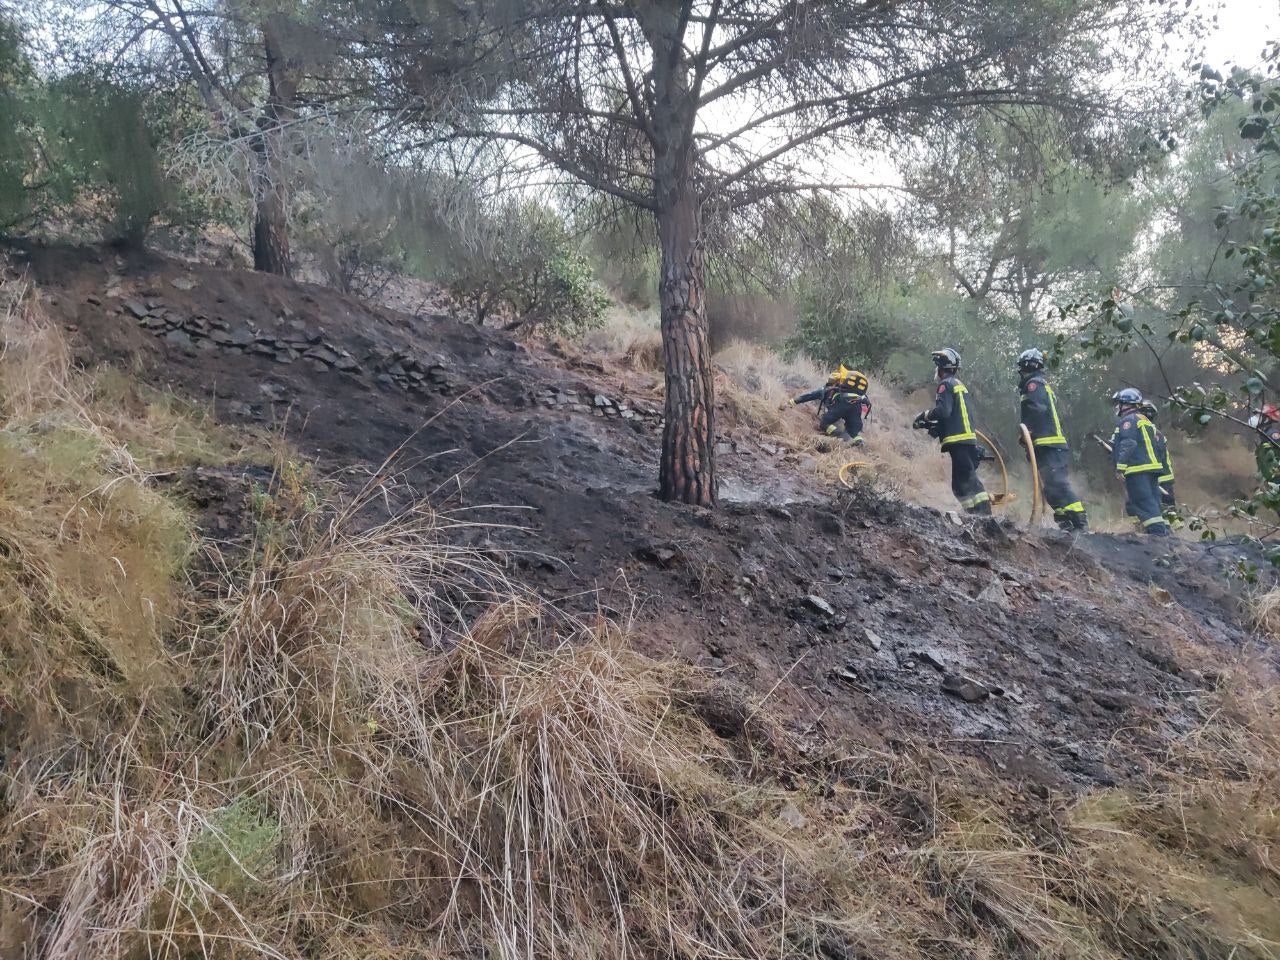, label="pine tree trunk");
[252,16,295,277]
[656,188,716,506]
[252,159,290,276]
